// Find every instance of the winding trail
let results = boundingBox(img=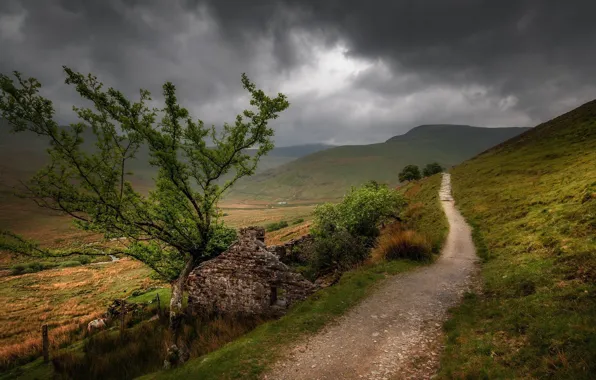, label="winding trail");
[266,173,479,380]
